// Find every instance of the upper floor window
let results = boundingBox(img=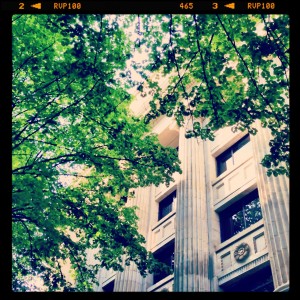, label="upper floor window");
[153,240,174,284]
[158,190,176,221]
[220,189,263,242]
[216,134,252,176]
